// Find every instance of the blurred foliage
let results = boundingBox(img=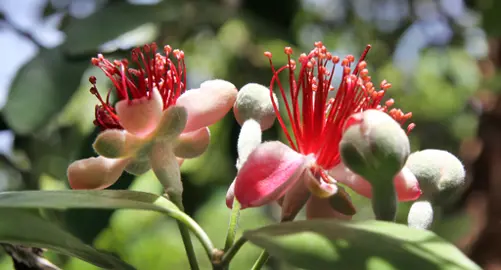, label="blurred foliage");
[0,0,497,269]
